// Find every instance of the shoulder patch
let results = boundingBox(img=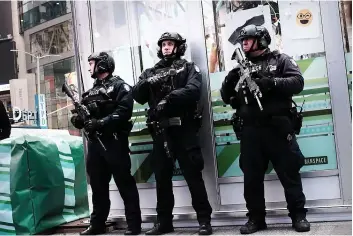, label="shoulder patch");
[289,58,298,67]
[123,84,131,92]
[194,64,200,73]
